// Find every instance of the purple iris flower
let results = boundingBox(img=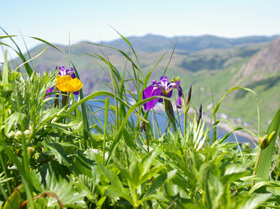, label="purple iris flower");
[142,76,182,111]
[45,66,79,97]
[58,66,76,79]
